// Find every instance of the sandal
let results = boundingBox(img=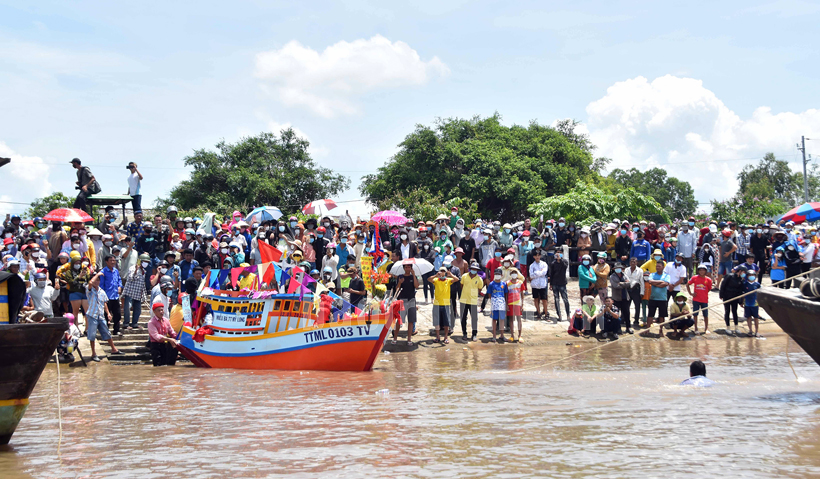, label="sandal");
[390,340,397,345]
[433,338,440,343]
[407,340,414,346]
[443,339,450,344]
